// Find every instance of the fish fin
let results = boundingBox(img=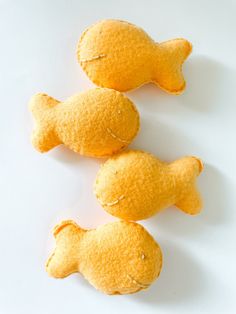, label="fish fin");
[29,93,61,152]
[46,220,85,278]
[53,220,81,237]
[155,39,192,94]
[31,127,61,153]
[29,93,60,114]
[175,185,202,215]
